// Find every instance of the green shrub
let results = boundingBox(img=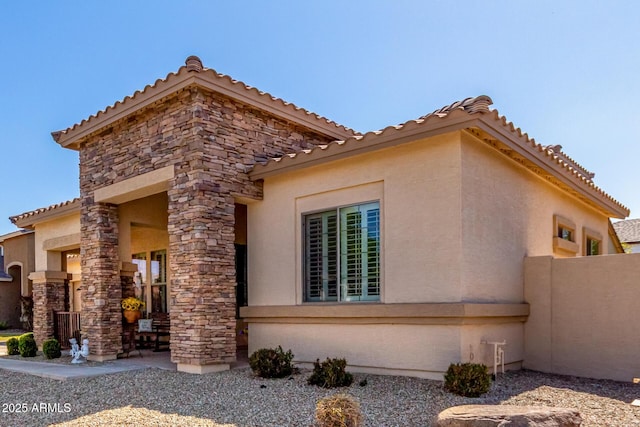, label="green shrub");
[0,320,9,330]
[42,338,62,359]
[444,362,492,397]
[18,332,37,357]
[249,346,294,378]
[6,337,19,355]
[315,393,363,427]
[308,357,353,388]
